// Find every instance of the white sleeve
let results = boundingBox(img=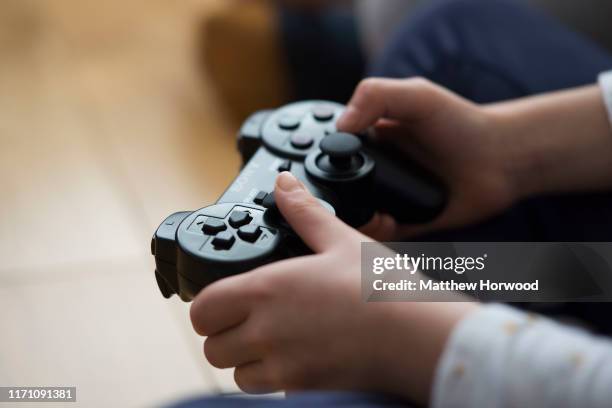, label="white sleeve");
[598,70,612,128]
[432,304,612,408]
